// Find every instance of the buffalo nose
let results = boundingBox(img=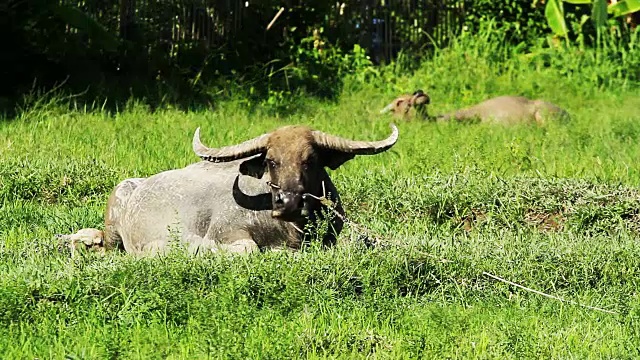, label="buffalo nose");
[274,191,303,213]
